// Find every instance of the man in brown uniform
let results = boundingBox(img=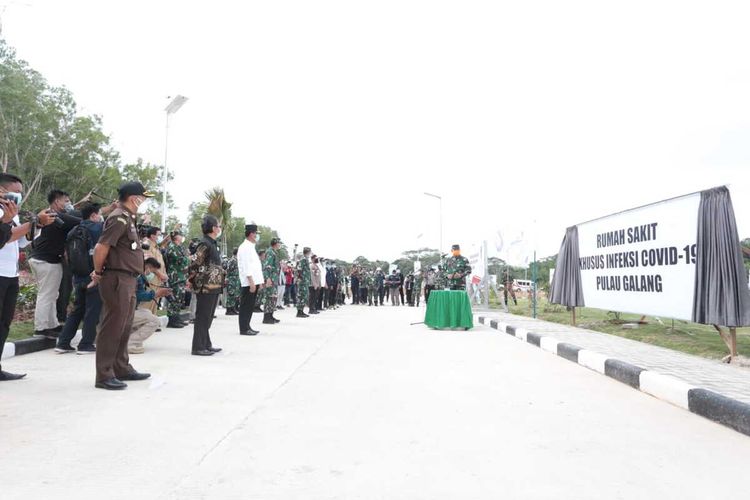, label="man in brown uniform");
[90,182,154,390]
